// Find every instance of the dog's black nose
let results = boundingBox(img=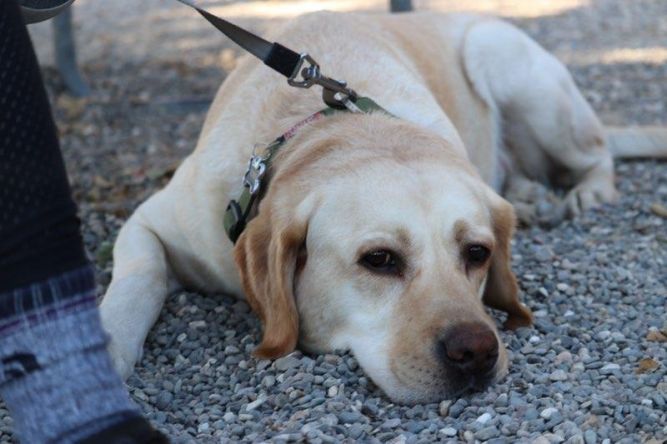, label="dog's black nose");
[439,322,499,376]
